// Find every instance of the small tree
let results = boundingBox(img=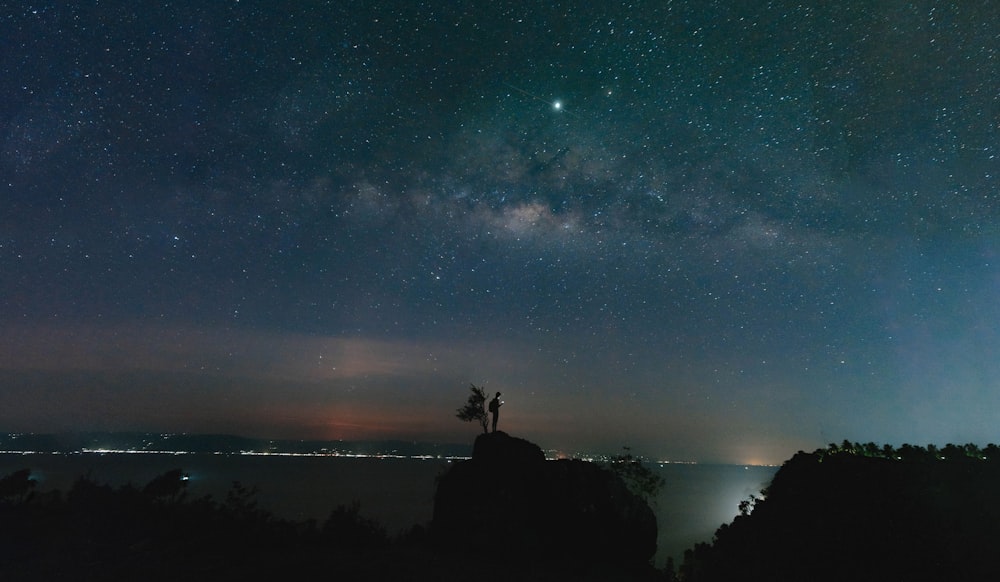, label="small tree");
[605,447,665,503]
[142,468,189,501]
[456,383,489,434]
[0,468,36,503]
